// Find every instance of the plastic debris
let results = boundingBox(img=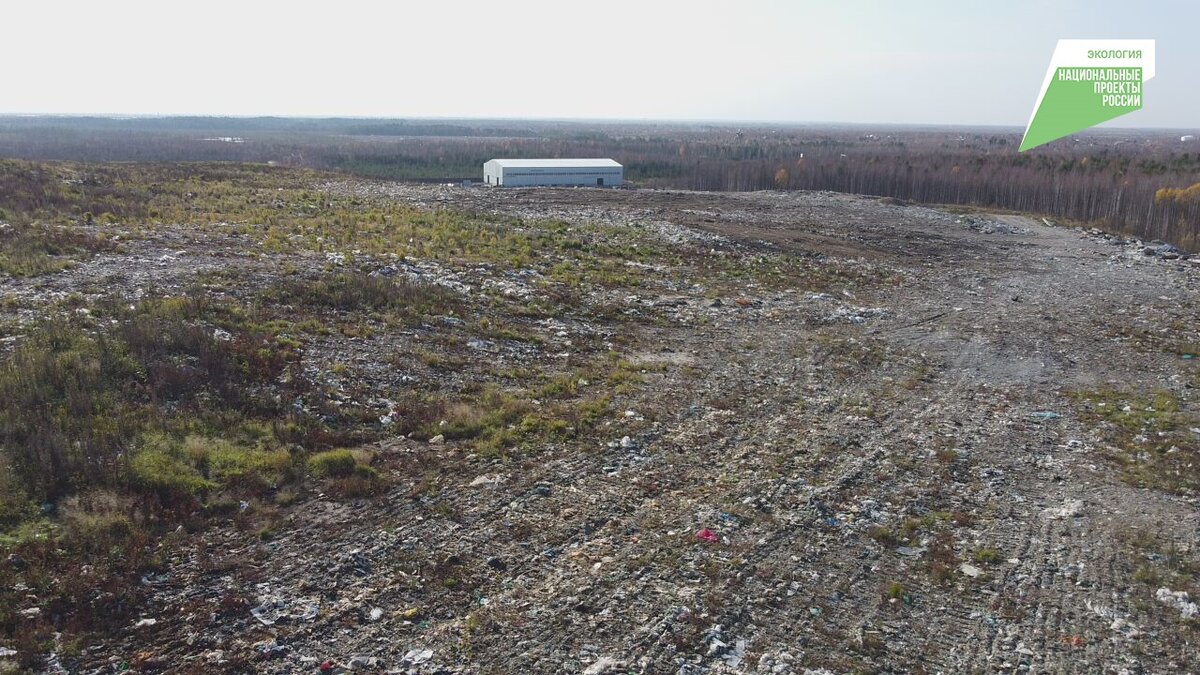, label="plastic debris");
[1156,588,1199,619]
[255,639,289,658]
[401,648,433,665]
[583,656,622,675]
[696,528,719,543]
[250,595,320,626]
[1045,499,1085,520]
[724,638,748,667]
